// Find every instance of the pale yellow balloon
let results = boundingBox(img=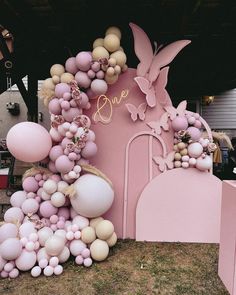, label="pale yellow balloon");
[114,65,121,75]
[105,26,121,39]
[106,232,117,247]
[174,153,181,161]
[106,67,115,76]
[110,51,127,68]
[174,161,182,168]
[104,34,120,53]
[52,75,60,84]
[93,38,104,49]
[177,142,186,150]
[81,226,96,244]
[122,64,128,72]
[92,46,109,61]
[105,73,119,85]
[43,78,55,90]
[60,72,74,83]
[90,217,104,229]
[173,145,179,152]
[95,220,114,240]
[180,148,188,156]
[90,239,109,261]
[50,64,65,77]
[119,46,124,52]
[108,58,116,67]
